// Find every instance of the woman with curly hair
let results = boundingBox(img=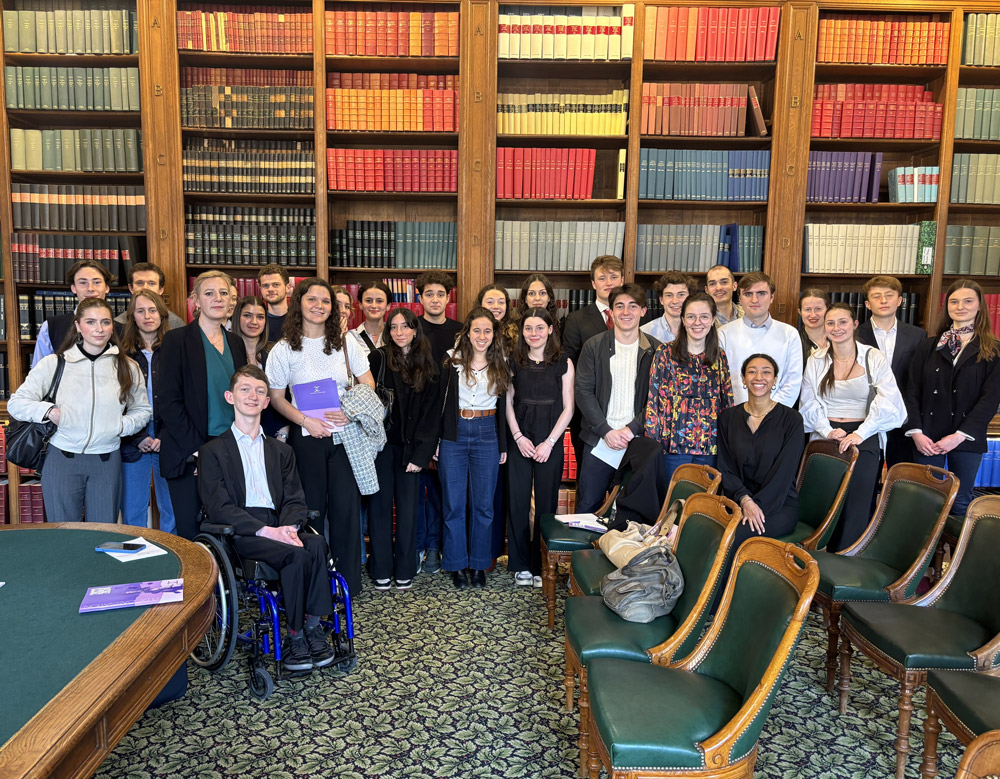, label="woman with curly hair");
[438,307,511,589]
[476,283,520,352]
[264,277,374,596]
